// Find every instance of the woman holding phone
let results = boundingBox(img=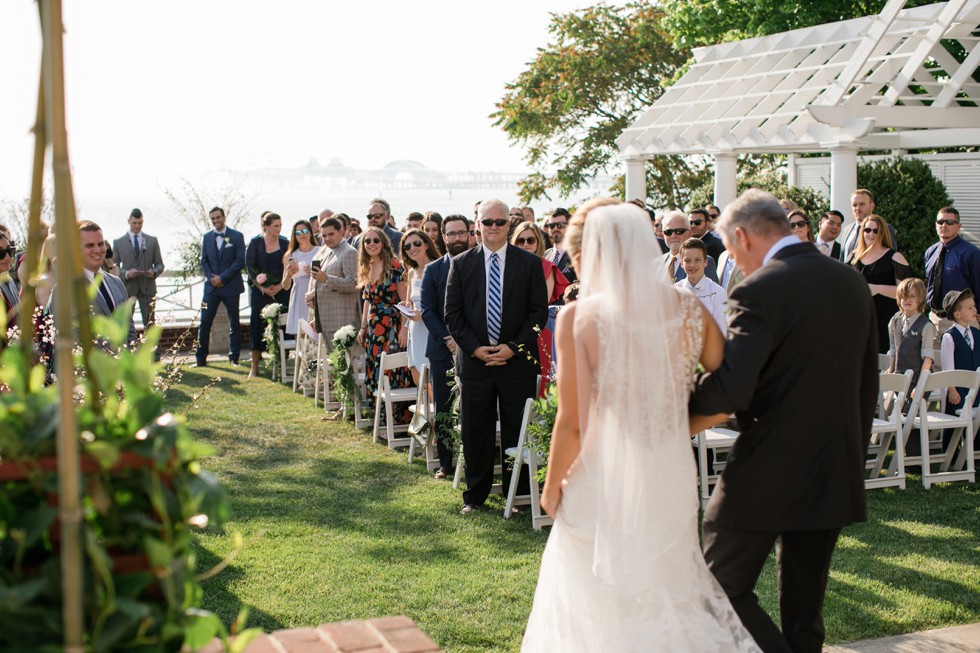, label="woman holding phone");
[281,219,318,338]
